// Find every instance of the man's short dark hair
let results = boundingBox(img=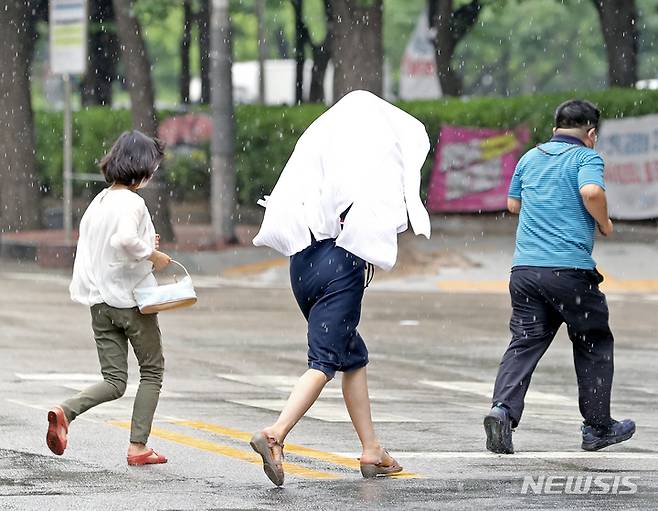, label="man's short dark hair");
[100,130,165,186]
[554,99,600,131]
